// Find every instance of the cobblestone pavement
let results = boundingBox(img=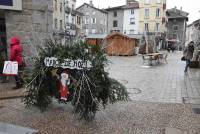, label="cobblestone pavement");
[1,51,200,134]
[1,99,200,134]
[107,51,200,104]
[0,78,25,99]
